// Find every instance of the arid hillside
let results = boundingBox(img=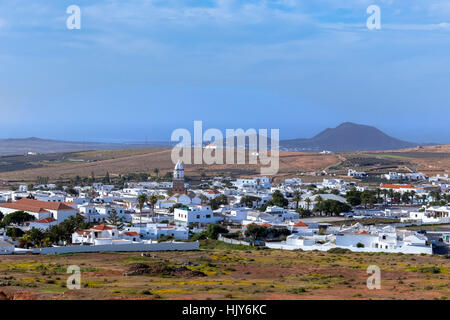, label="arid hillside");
[0,148,340,183]
[0,145,449,183]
